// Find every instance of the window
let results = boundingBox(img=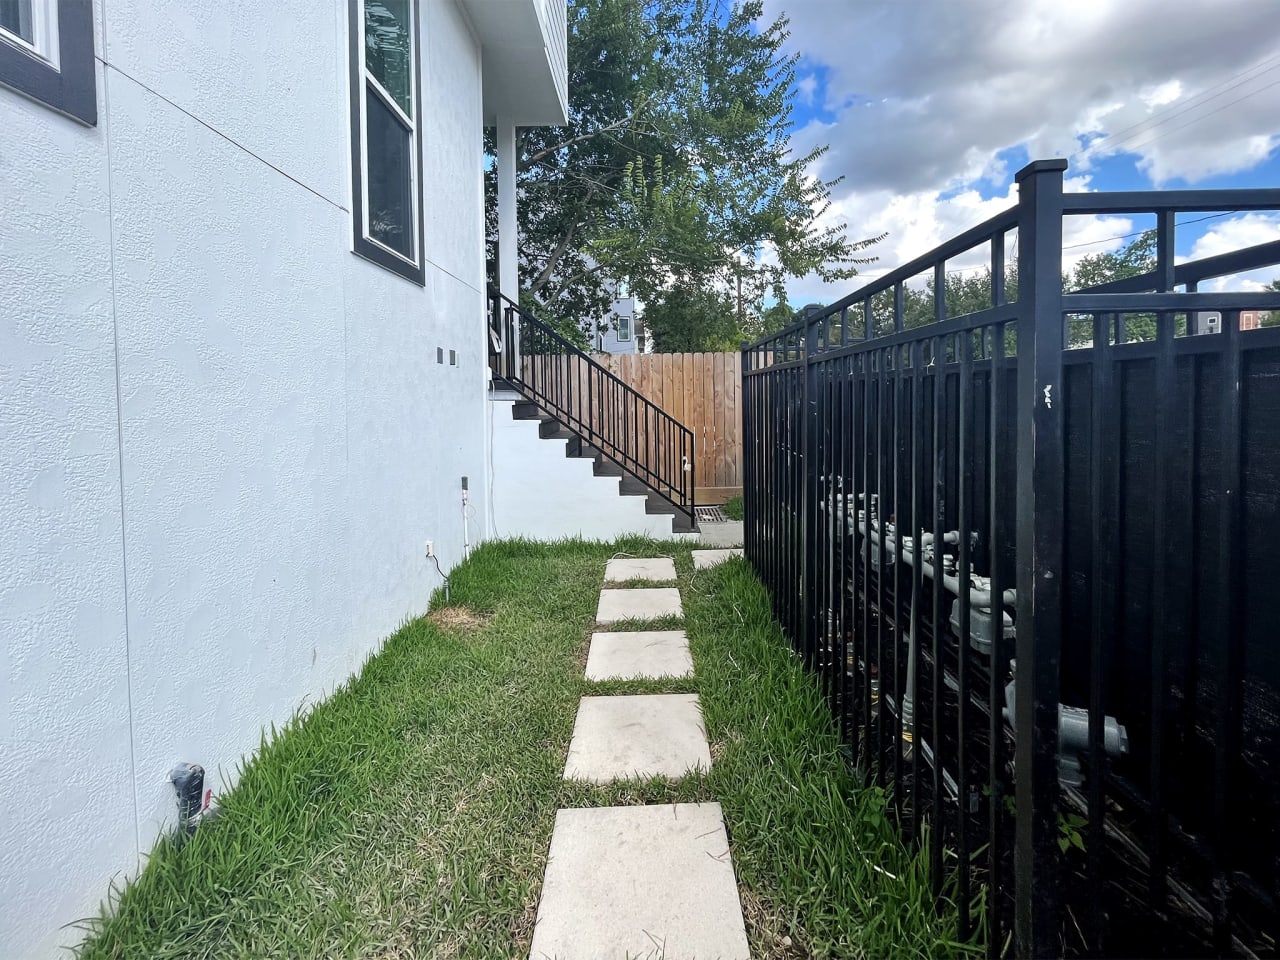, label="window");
[0,0,95,125]
[617,314,633,342]
[348,0,424,284]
